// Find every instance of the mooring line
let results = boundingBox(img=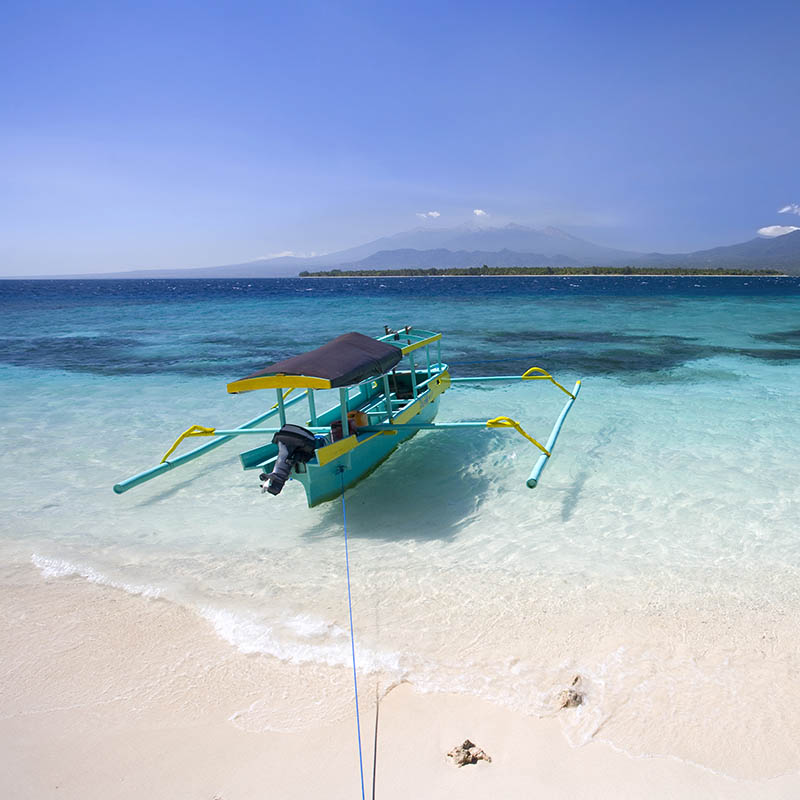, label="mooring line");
[339,469,366,800]
[371,680,380,800]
